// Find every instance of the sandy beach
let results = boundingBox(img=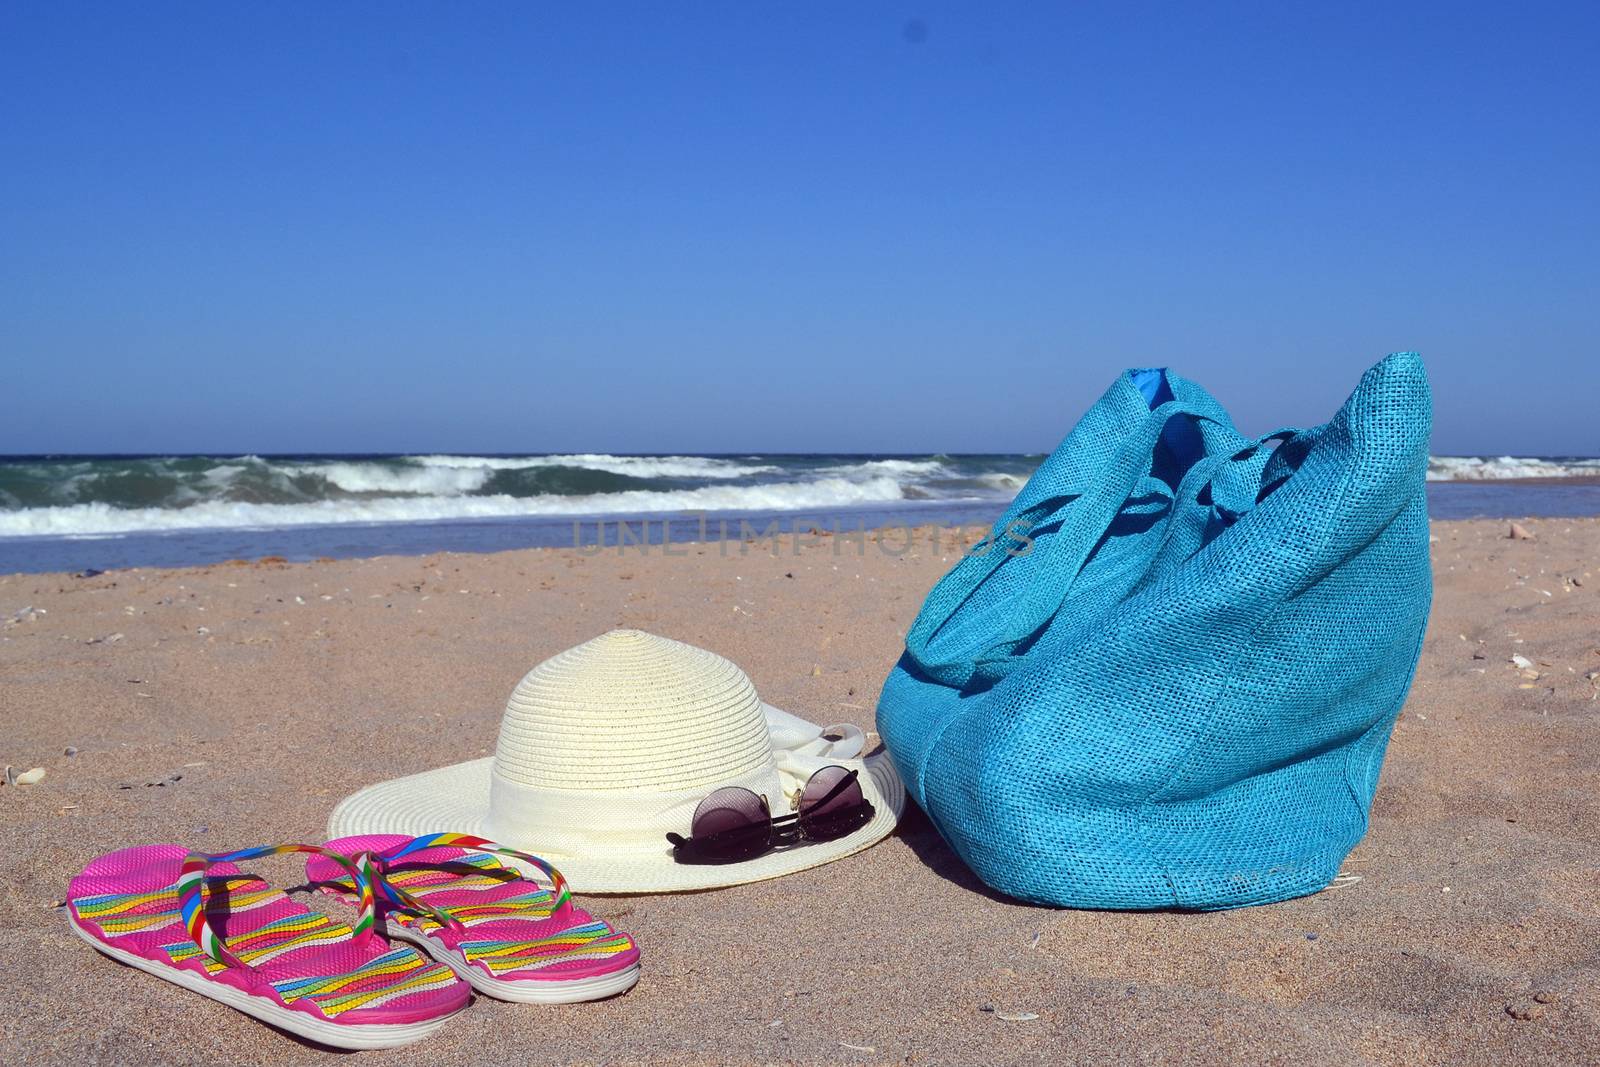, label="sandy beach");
[2,517,1597,1066]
